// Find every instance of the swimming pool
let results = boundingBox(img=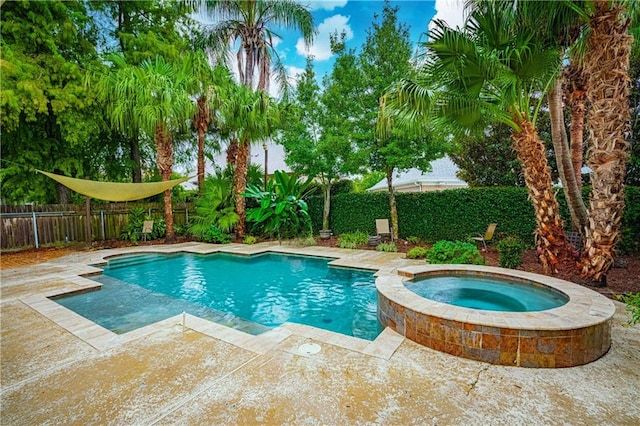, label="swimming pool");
[54,252,381,340]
